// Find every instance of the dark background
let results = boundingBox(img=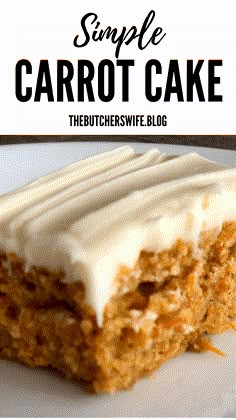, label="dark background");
[0,135,236,149]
